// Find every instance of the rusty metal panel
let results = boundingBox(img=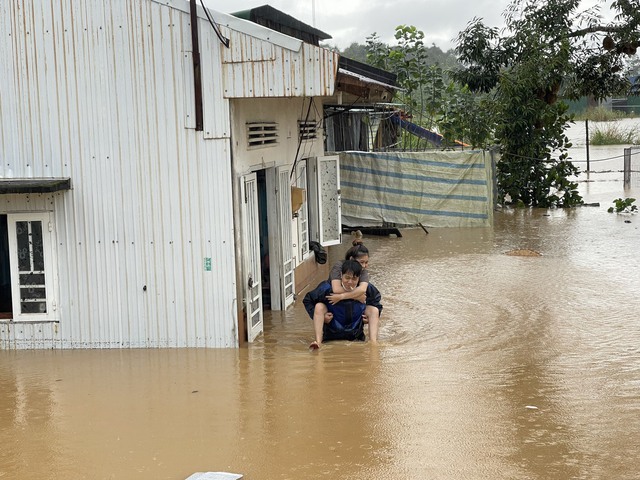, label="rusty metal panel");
[0,321,60,350]
[0,0,238,349]
[200,22,230,138]
[290,49,303,96]
[221,32,338,99]
[222,29,279,98]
